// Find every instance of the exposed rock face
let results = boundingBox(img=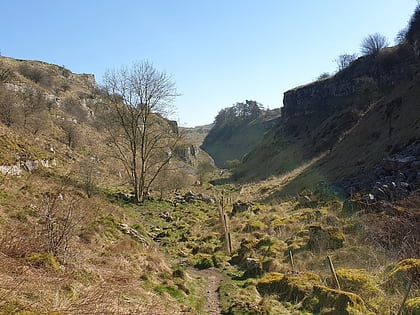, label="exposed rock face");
[0,158,56,176]
[238,43,420,183]
[282,47,415,119]
[176,145,200,165]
